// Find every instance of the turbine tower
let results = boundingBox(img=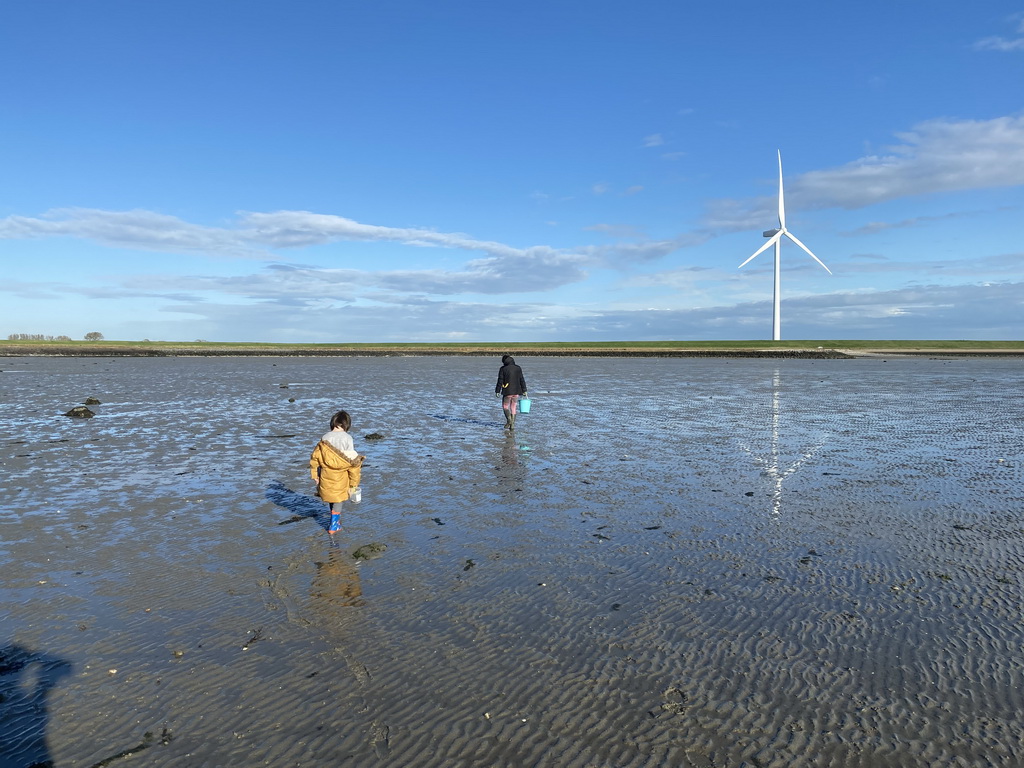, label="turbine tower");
[739,151,831,341]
